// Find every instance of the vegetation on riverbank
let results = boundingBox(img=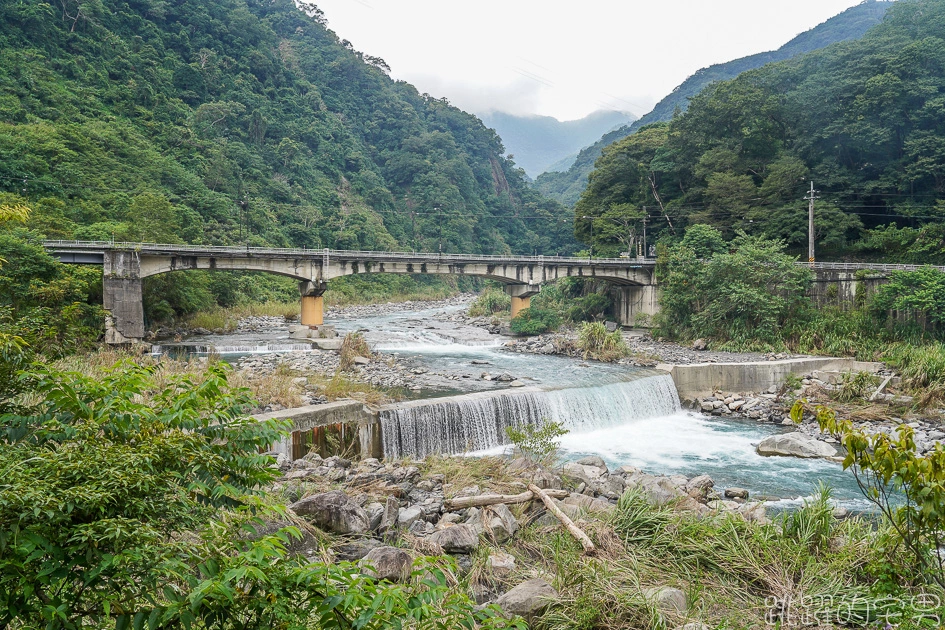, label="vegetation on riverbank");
[654,224,945,407]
